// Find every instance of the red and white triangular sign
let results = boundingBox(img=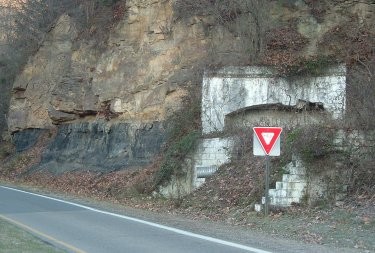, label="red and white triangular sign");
[253,127,282,156]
